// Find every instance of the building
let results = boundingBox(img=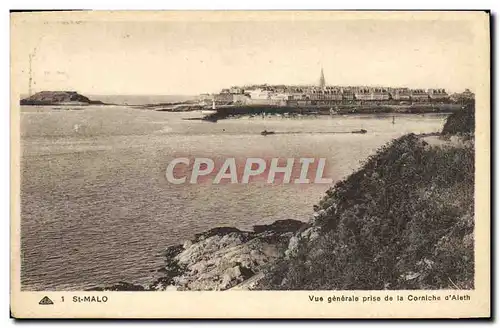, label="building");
[410,89,429,102]
[390,88,411,101]
[353,87,389,101]
[319,68,326,90]
[198,93,213,106]
[213,93,233,105]
[248,88,272,100]
[317,86,343,101]
[341,88,355,102]
[207,69,452,107]
[450,89,474,105]
[232,94,251,105]
[427,88,449,100]
[229,86,244,94]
